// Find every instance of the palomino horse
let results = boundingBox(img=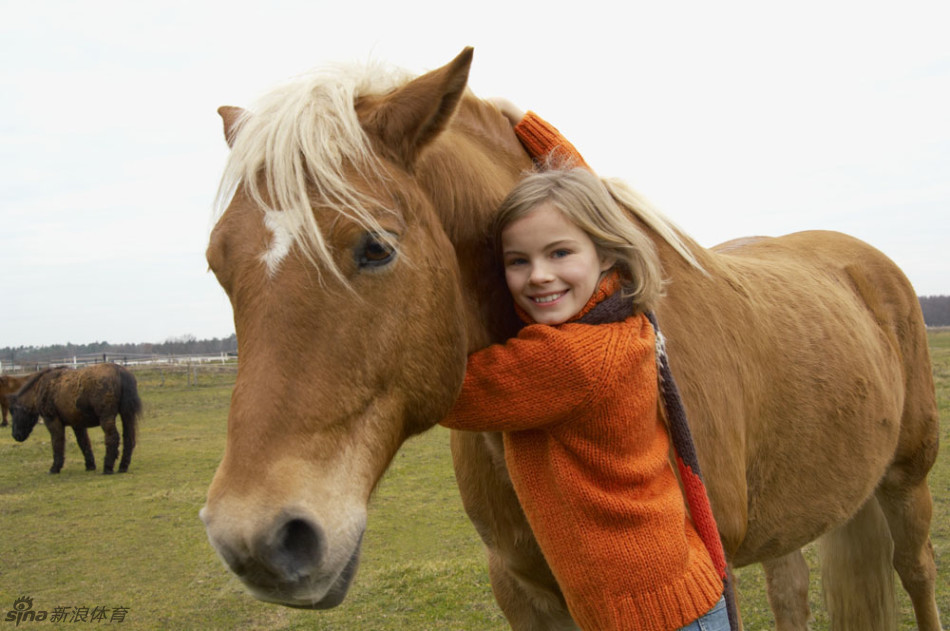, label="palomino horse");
[11,364,141,474]
[201,48,941,630]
